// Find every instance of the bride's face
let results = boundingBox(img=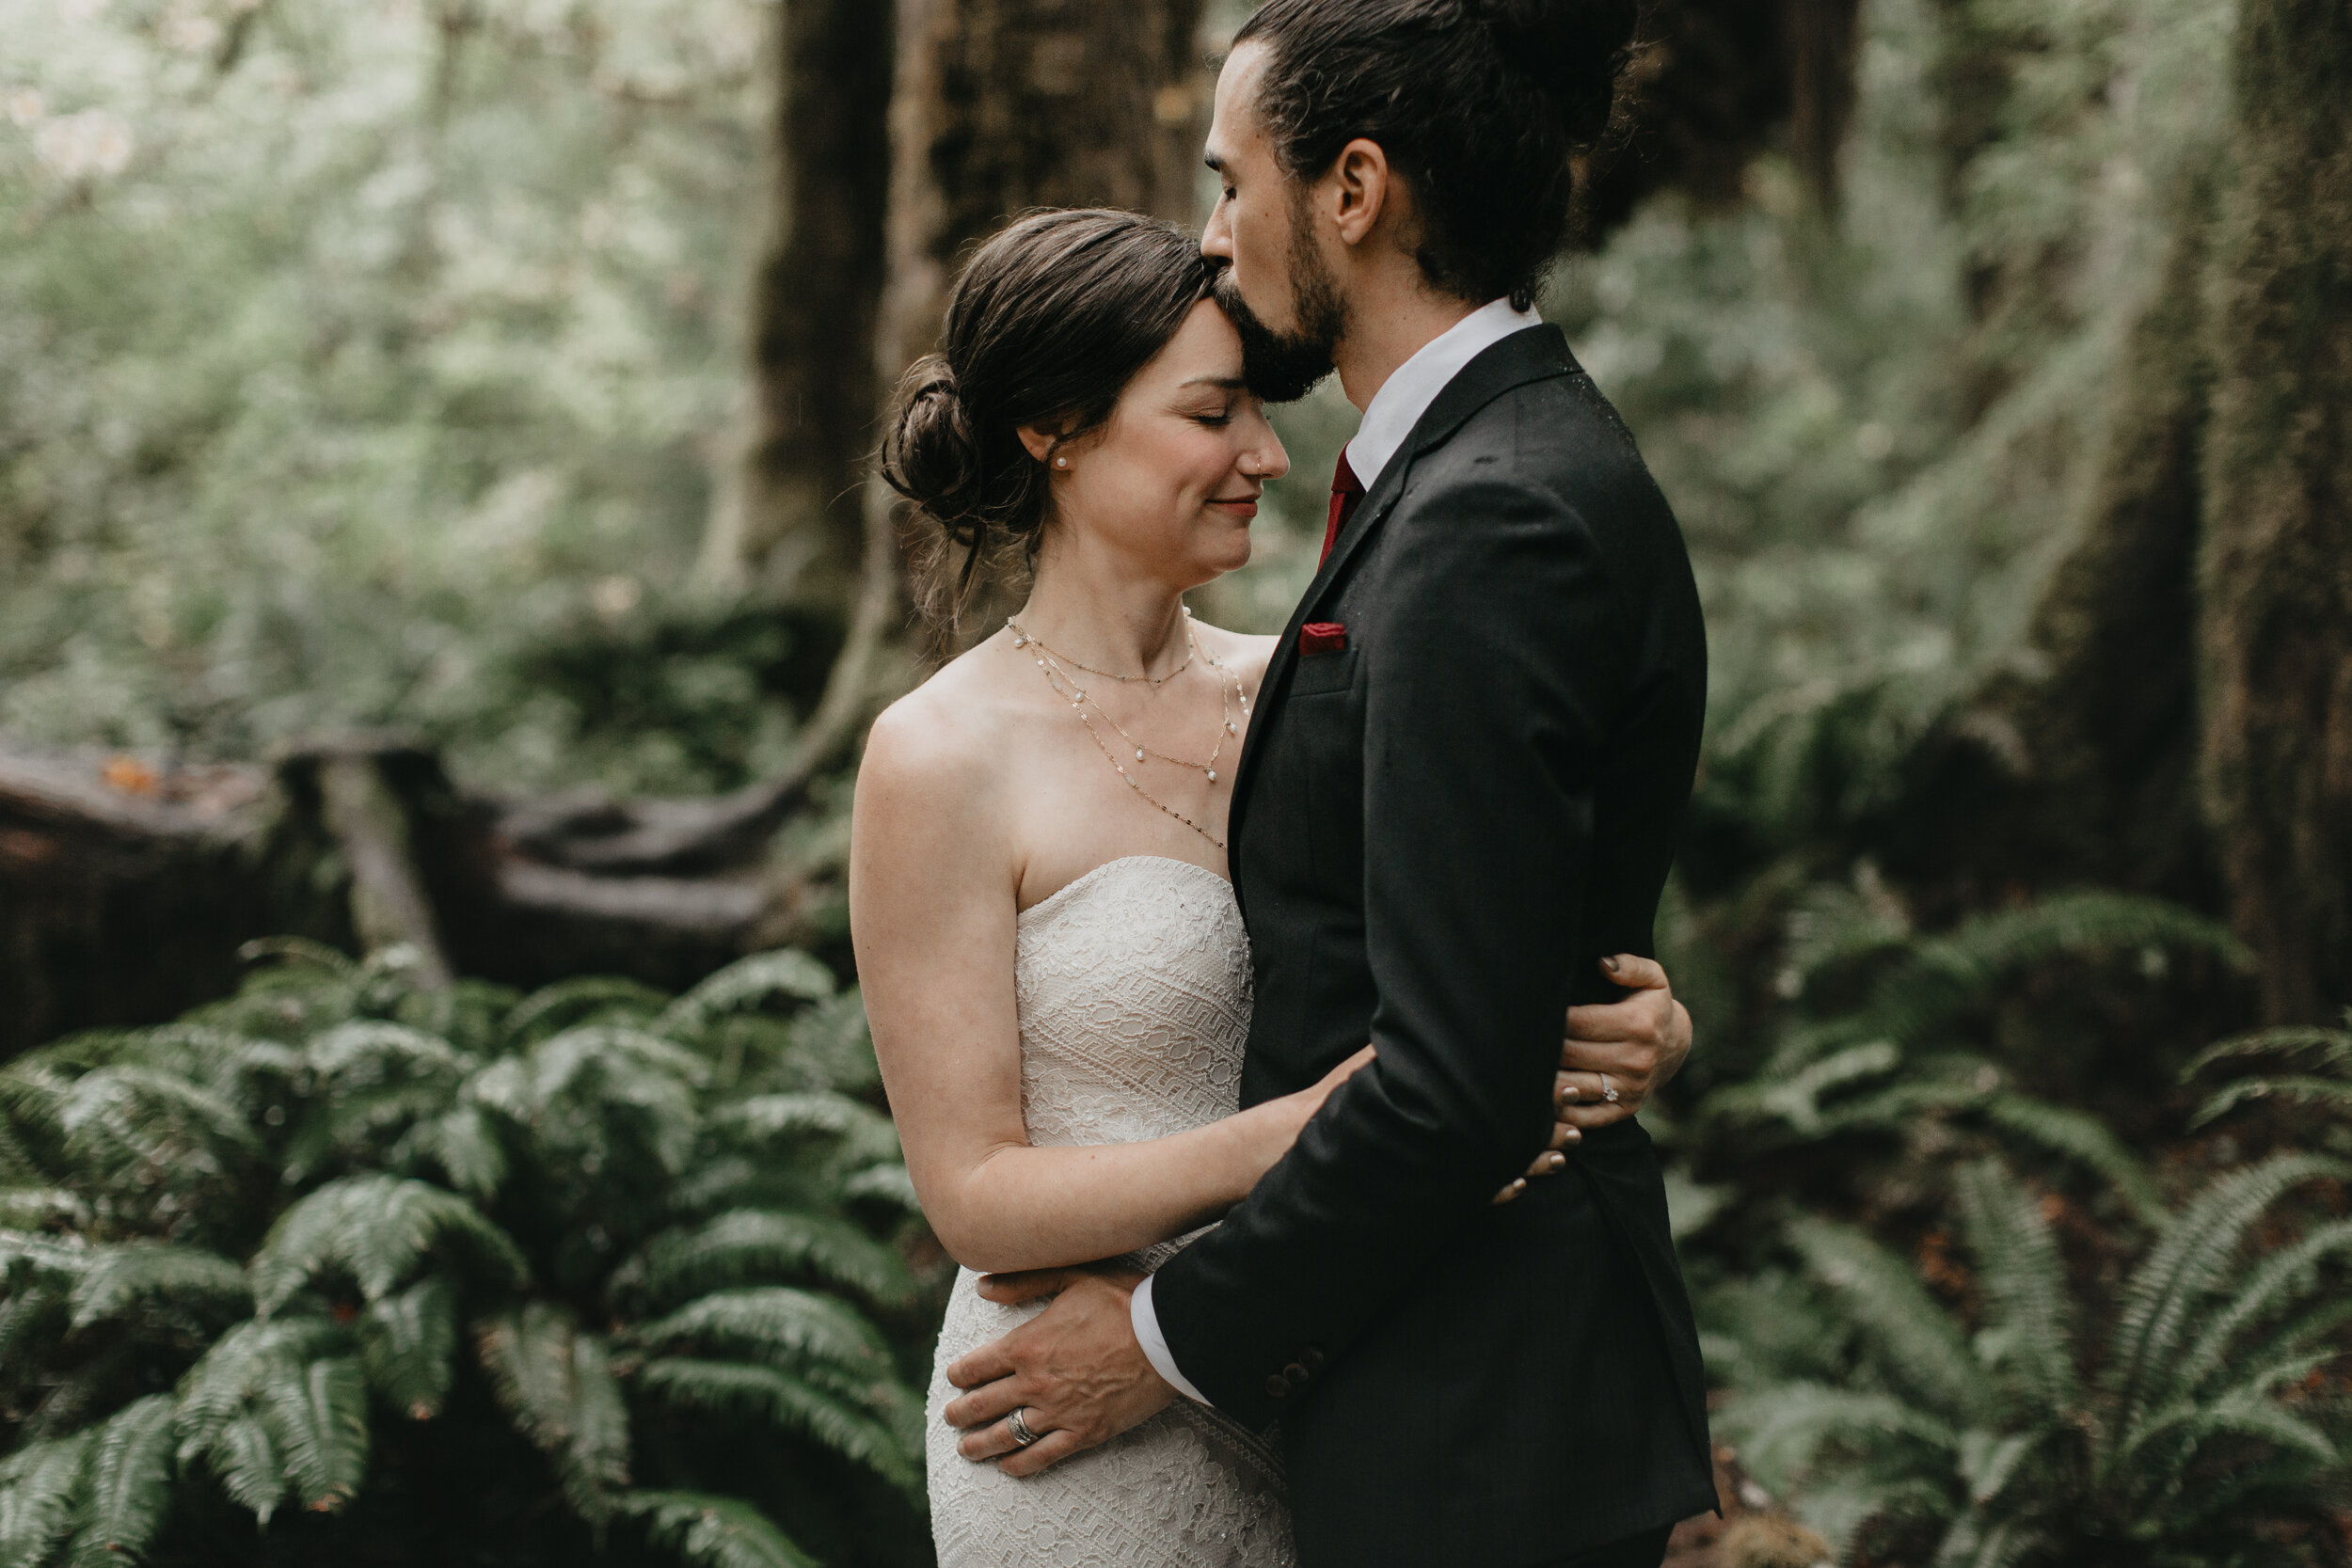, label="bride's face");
[1040,299,1290,588]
